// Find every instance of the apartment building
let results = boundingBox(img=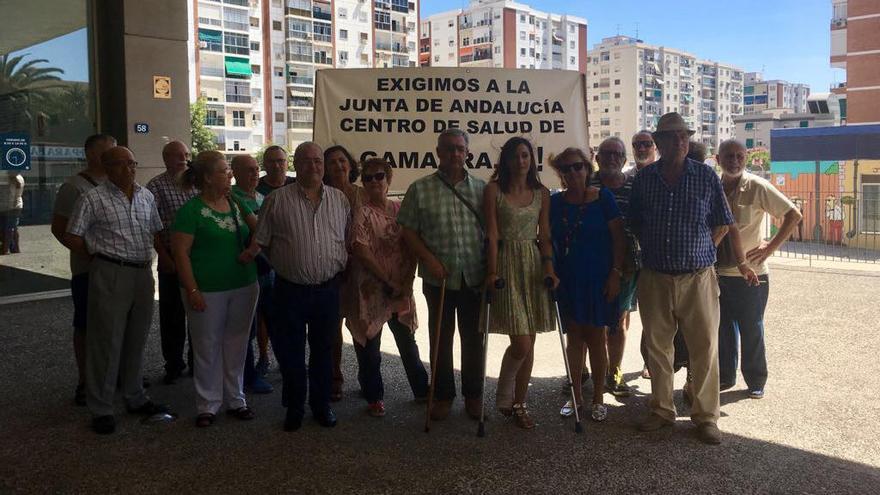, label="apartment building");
[419,0,586,72]
[830,0,880,125]
[192,0,420,154]
[743,72,810,115]
[585,35,744,152]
